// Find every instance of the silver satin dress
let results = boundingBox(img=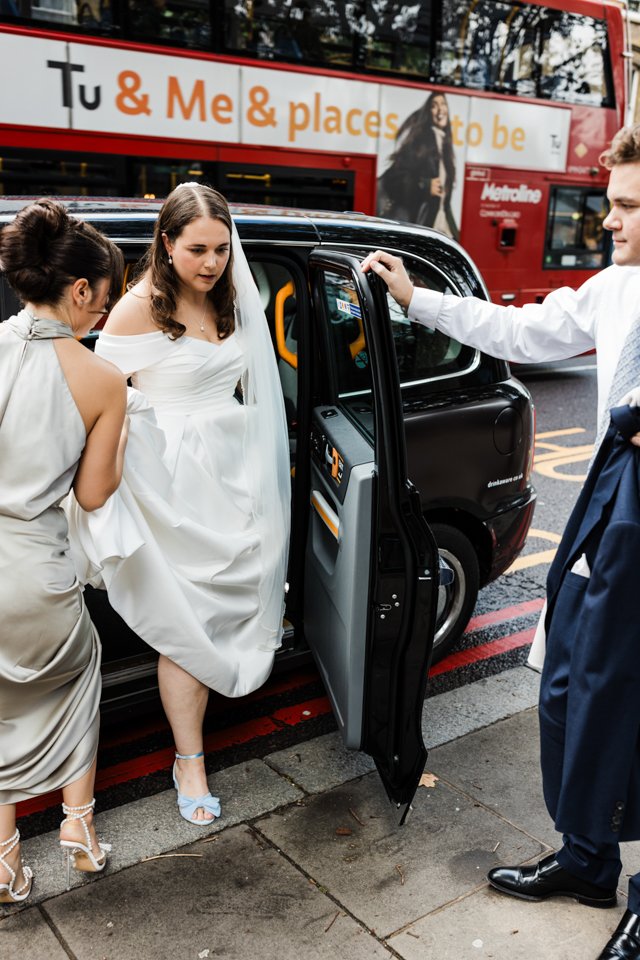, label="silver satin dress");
[0,311,101,804]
